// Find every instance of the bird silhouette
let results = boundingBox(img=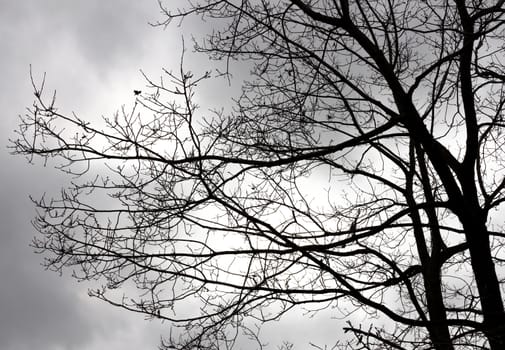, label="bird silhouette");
[350,209,361,236]
[133,90,141,96]
[349,219,357,236]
